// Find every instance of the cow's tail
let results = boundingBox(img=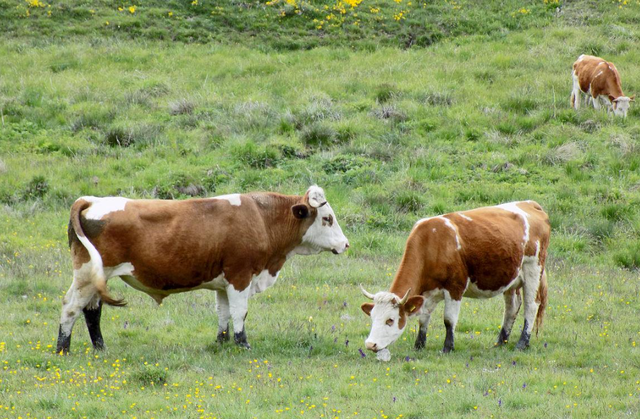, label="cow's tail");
[70,199,126,307]
[533,269,547,337]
